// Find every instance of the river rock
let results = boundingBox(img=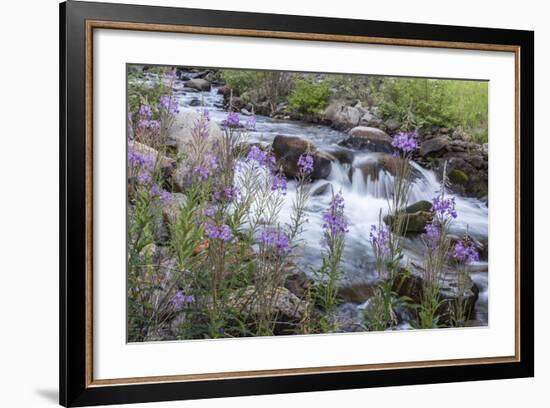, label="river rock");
[169,111,224,191]
[339,126,393,153]
[384,210,433,234]
[272,135,334,180]
[405,200,432,213]
[128,140,176,179]
[231,286,308,334]
[185,78,211,92]
[324,100,362,129]
[161,192,186,223]
[310,181,333,196]
[284,270,313,298]
[419,136,451,157]
[326,147,355,165]
[393,267,479,326]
